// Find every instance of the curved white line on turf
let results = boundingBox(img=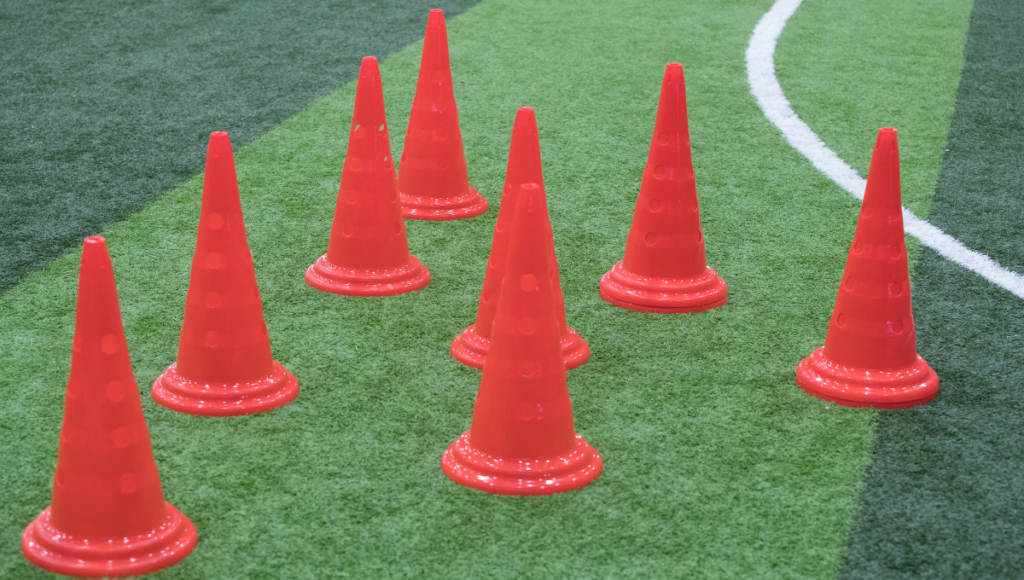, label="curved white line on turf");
[746,0,1024,300]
